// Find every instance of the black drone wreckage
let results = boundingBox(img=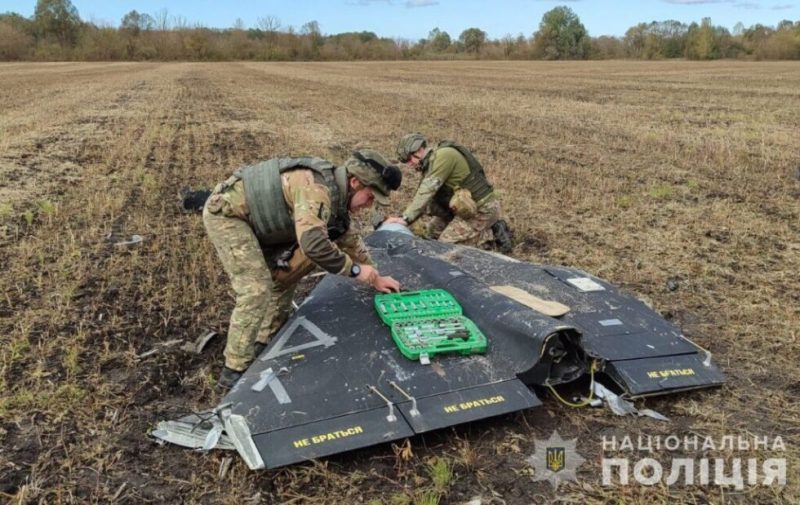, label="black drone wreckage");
[152,224,725,469]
